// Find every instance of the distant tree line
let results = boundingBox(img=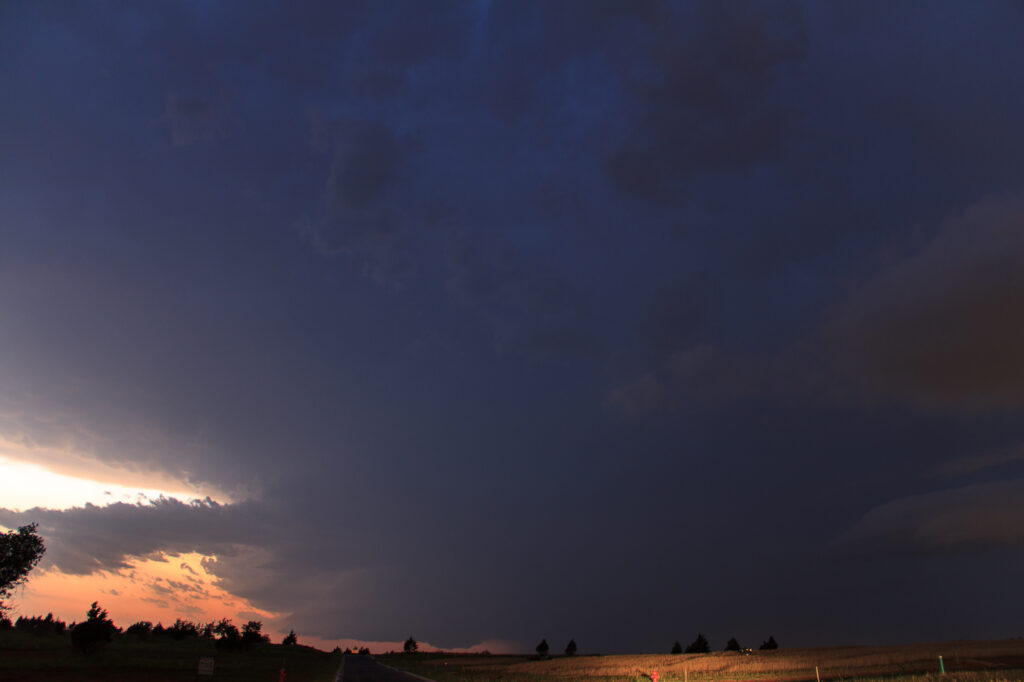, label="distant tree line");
[0,599,301,656]
[671,633,779,654]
